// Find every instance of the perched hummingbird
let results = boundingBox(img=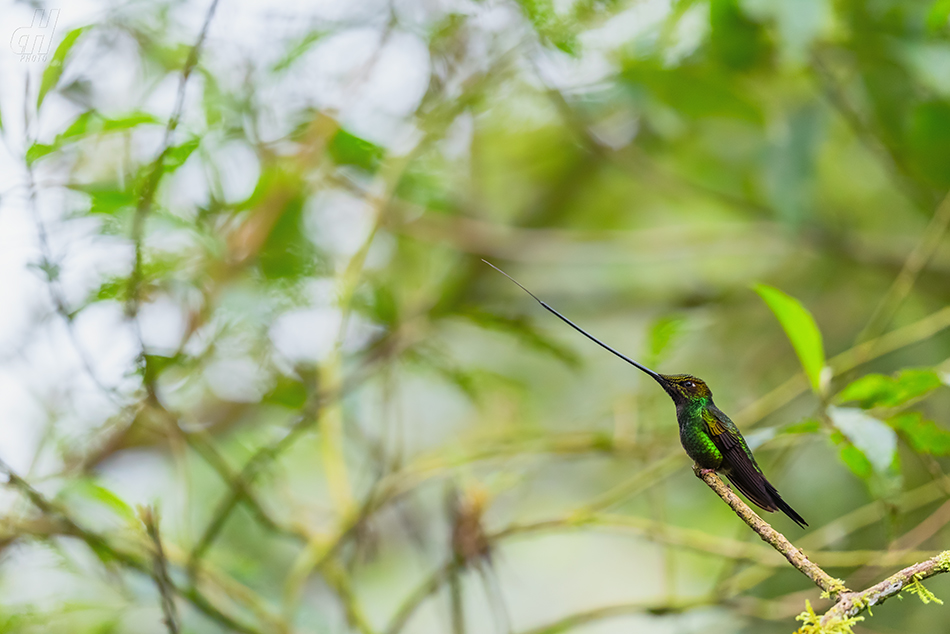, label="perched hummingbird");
[484,261,807,528]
